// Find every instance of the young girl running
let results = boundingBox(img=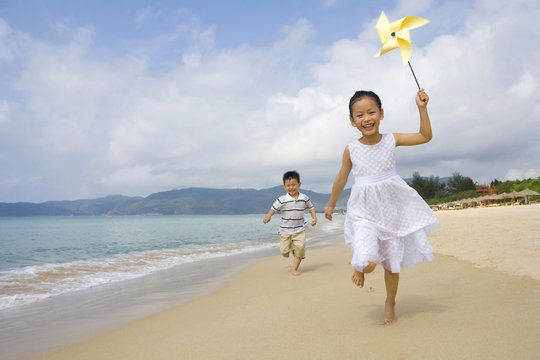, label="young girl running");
[325,88,440,325]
